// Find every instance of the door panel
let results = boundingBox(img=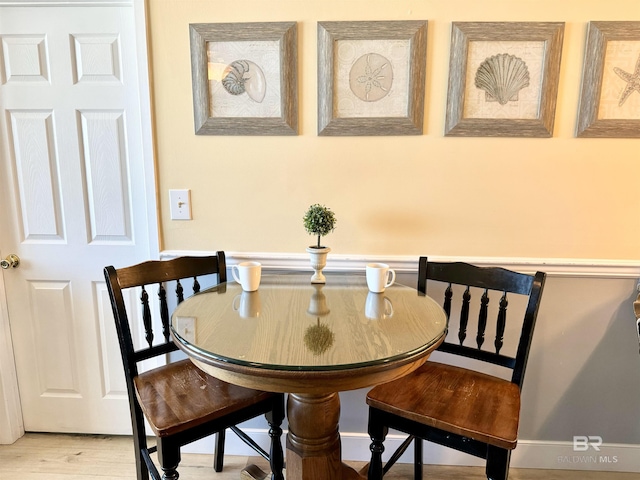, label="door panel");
[80,109,132,243]
[0,3,155,434]
[9,110,64,241]
[28,280,79,396]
